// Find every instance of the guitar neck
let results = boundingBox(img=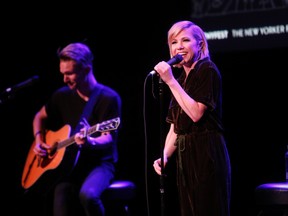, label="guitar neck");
[57,134,77,150]
[56,117,120,150]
